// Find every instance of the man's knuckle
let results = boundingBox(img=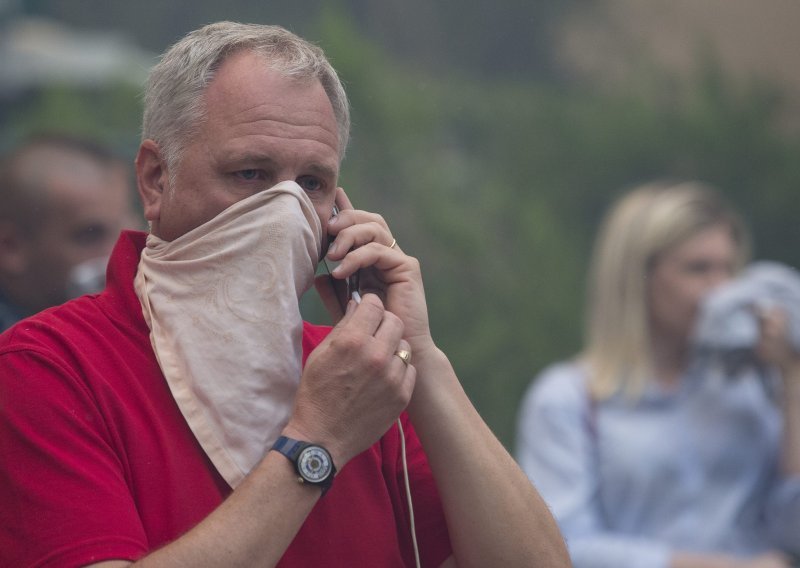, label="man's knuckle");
[331,334,360,354]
